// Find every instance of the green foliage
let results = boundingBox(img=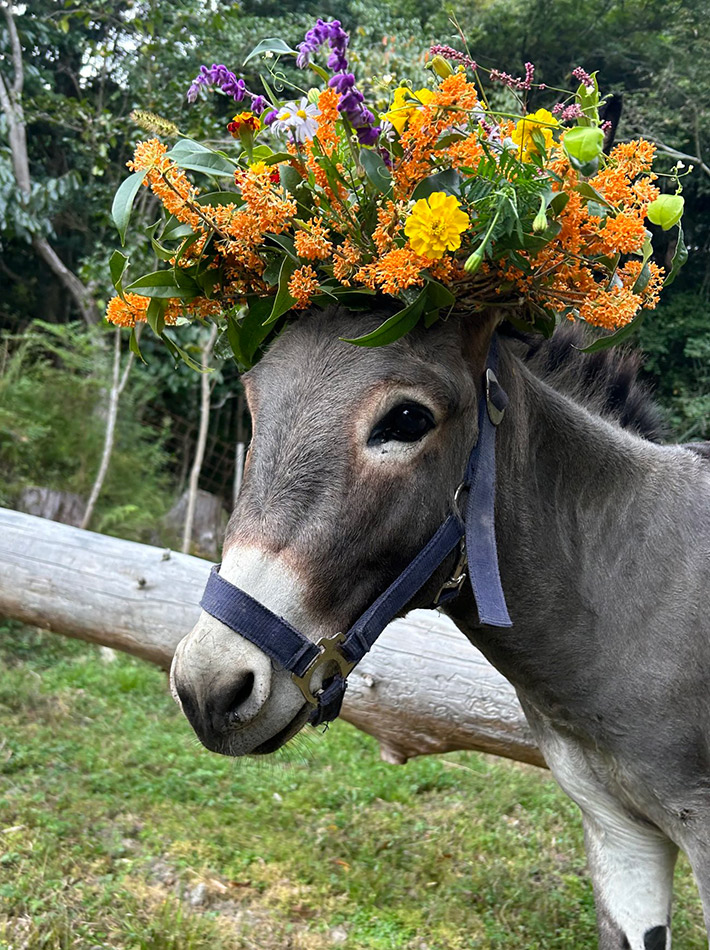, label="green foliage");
[0,322,173,539]
[639,290,710,441]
